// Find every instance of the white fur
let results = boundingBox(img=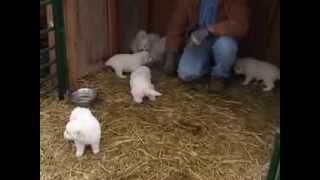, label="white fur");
[131,30,161,53]
[130,30,167,63]
[130,66,162,103]
[105,51,152,78]
[64,107,101,157]
[234,57,280,91]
